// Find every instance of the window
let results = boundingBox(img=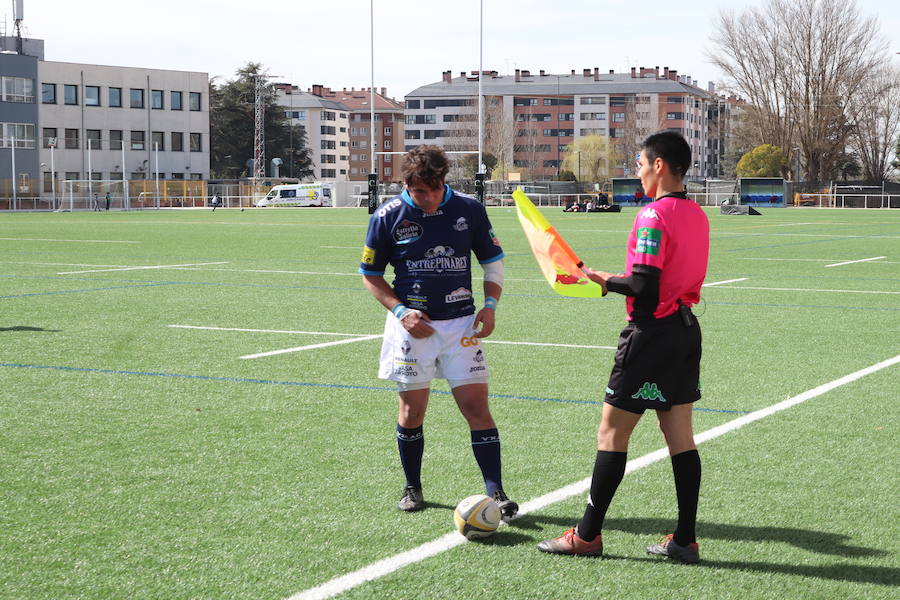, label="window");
[85,86,100,106]
[351,167,358,175]
[65,128,79,149]
[130,130,145,150]
[384,154,392,163]
[151,90,163,109]
[666,112,684,120]
[42,83,56,104]
[170,91,182,110]
[189,92,201,111]
[190,173,202,181]
[667,97,684,104]
[339,113,346,118]
[321,169,336,178]
[351,140,359,148]
[1,77,34,103]
[130,88,144,108]
[384,127,392,135]
[42,128,58,148]
[320,154,336,164]
[610,97,627,107]
[384,167,392,176]
[64,84,78,105]
[360,141,367,149]
[360,154,367,161]
[350,128,357,136]
[43,171,54,192]
[152,131,165,151]
[321,139,336,150]
[580,128,605,136]
[320,125,336,135]
[322,111,335,121]
[190,133,202,152]
[612,113,625,122]
[339,140,348,147]
[360,127,367,135]
[580,96,606,105]
[0,123,36,148]
[423,99,473,109]
[559,113,575,121]
[384,140,392,149]
[513,97,539,106]
[109,87,122,107]
[340,169,347,175]
[109,172,123,181]
[109,130,123,150]
[351,154,359,161]
[423,130,442,139]
[361,167,368,175]
[86,129,101,150]
[170,172,184,179]
[406,100,420,109]
[131,172,145,180]
[405,130,421,140]
[444,114,476,122]
[65,172,80,181]
[579,112,606,121]
[339,127,346,132]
